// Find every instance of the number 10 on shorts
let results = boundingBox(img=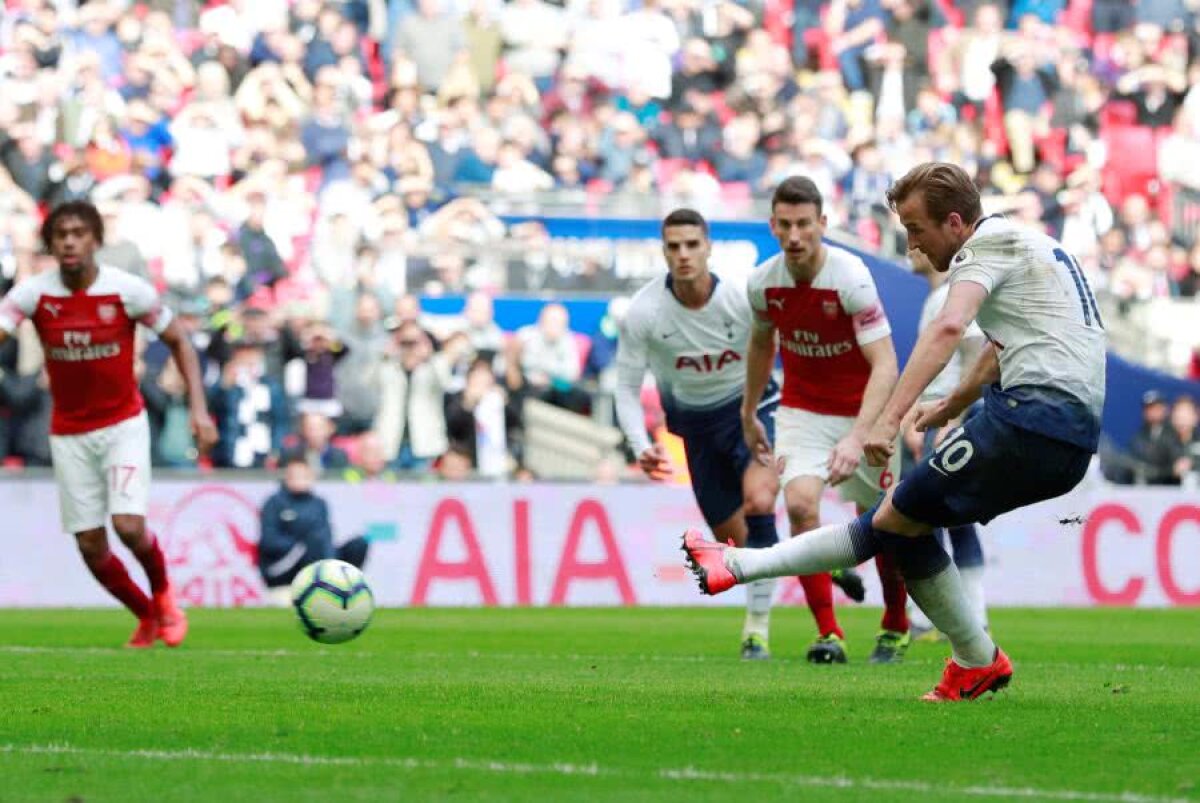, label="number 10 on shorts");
[932,427,975,474]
